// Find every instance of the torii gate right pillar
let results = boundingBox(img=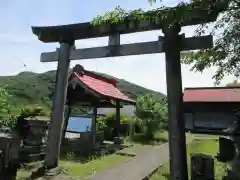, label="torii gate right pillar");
[163,25,188,180]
